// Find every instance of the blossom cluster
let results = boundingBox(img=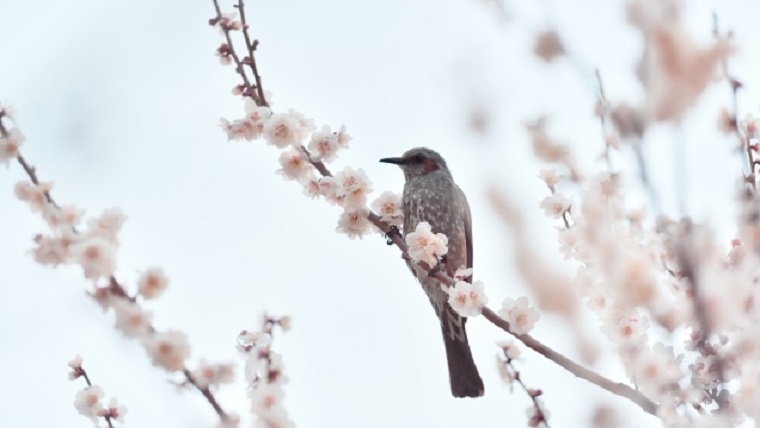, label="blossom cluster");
[69,356,128,426]
[237,315,294,428]
[218,93,410,240]
[522,2,760,423]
